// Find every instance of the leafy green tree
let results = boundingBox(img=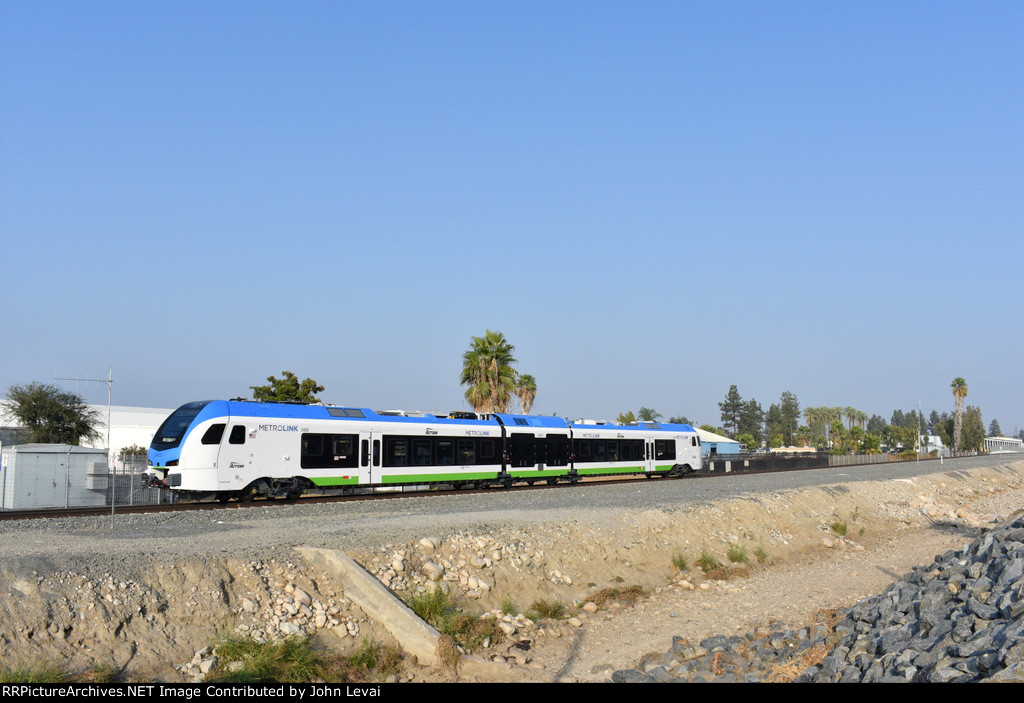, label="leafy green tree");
[866,414,886,434]
[988,419,1002,437]
[3,382,102,445]
[718,386,743,437]
[951,377,968,453]
[251,372,324,403]
[779,391,801,446]
[861,433,882,454]
[460,330,518,414]
[637,407,662,422]
[616,411,637,424]
[962,406,984,451]
[736,433,757,451]
[516,374,537,414]
[668,415,692,425]
[738,398,764,445]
